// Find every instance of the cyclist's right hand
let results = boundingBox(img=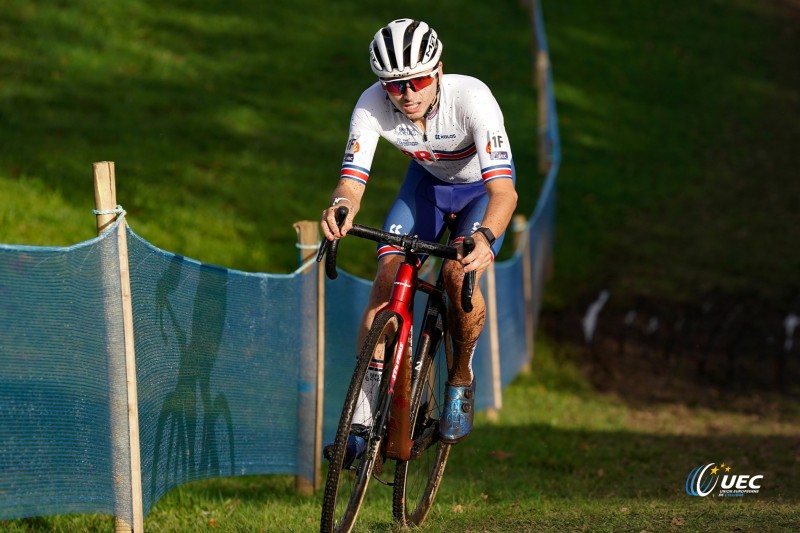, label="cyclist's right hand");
[322,200,358,240]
